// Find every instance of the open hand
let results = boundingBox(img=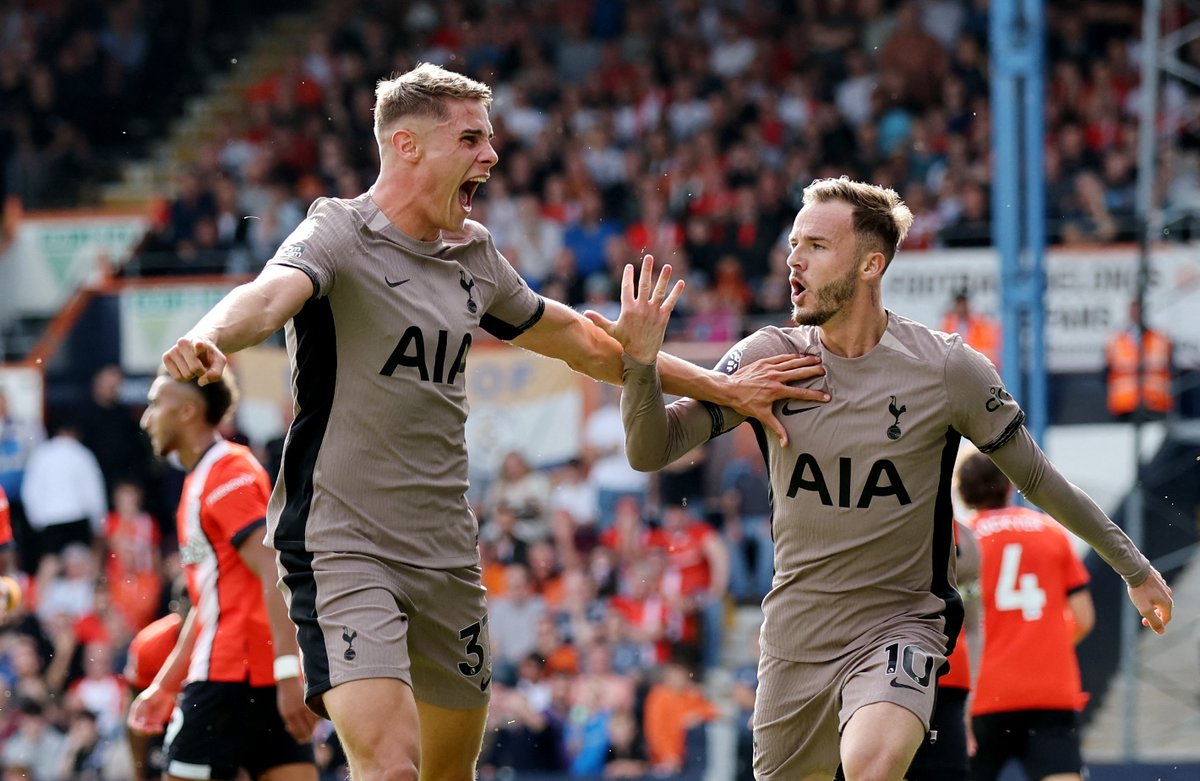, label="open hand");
[729,354,829,447]
[584,255,684,365]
